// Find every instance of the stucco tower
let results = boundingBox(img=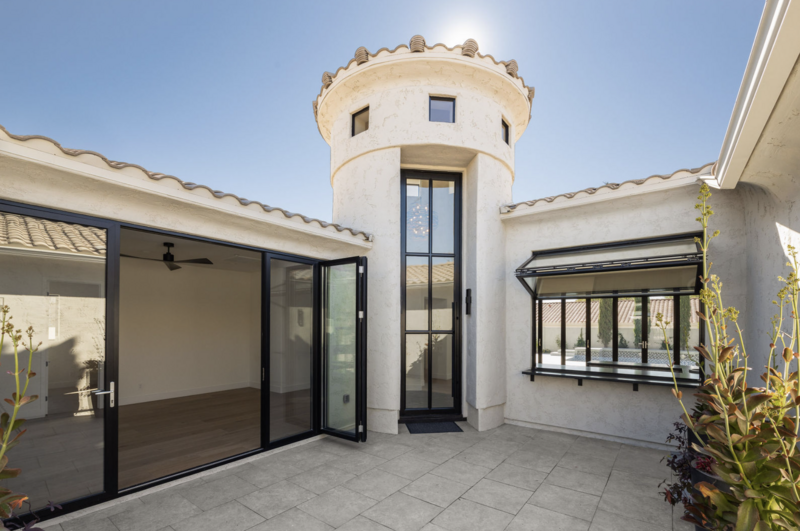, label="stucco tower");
[314,36,534,433]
